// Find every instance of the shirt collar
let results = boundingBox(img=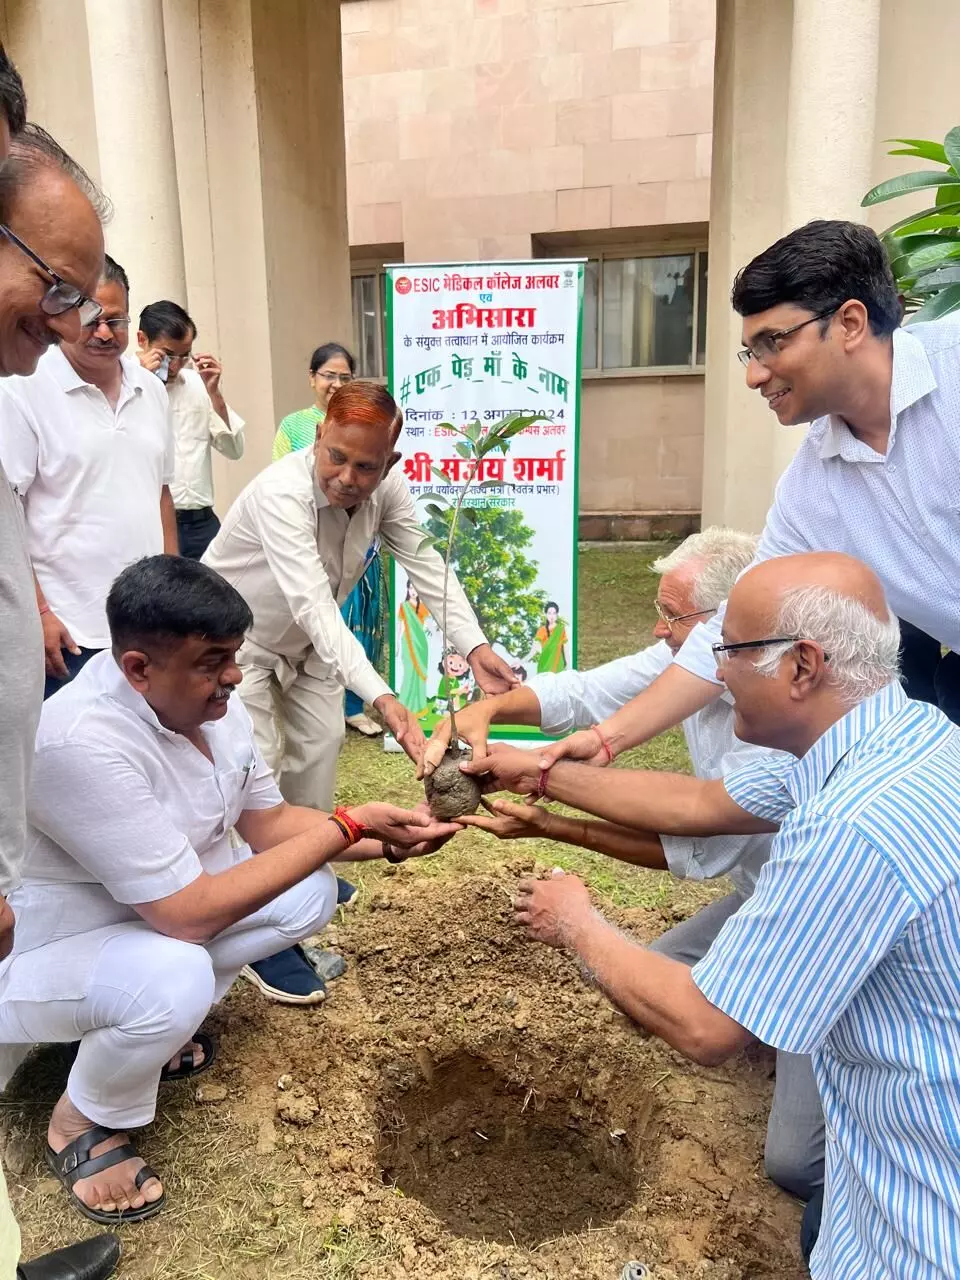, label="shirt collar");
[817,327,937,461]
[786,681,908,806]
[102,653,183,742]
[43,345,143,398]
